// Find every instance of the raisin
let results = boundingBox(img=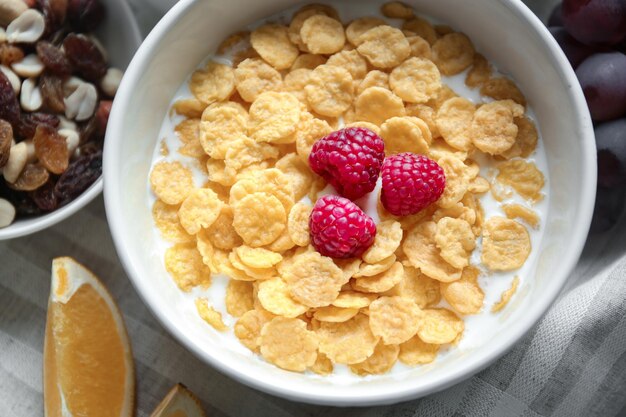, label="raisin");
[37,42,72,76]
[0,120,13,168]
[0,71,21,129]
[33,125,69,174]
[67,0,105,32]
[17,112,59,140]
[54,150,101,204]
[37,0,62,38]
[0,44,25,66]
[31,178,58,211]
[8,163,50,191]
[63,33,107,81]
[39,74,66,112]
[79,115,102,143]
